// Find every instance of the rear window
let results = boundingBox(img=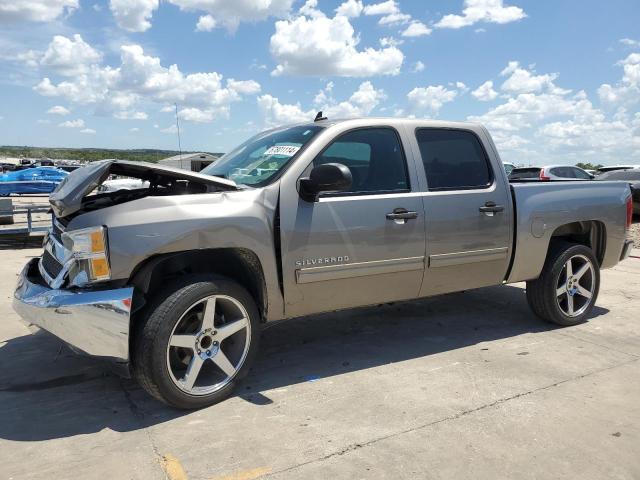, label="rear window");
[509,168,541,179]
[597,170,640,181]
[416,129,492,191]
